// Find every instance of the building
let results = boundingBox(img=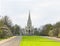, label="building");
[24,12,34,35]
